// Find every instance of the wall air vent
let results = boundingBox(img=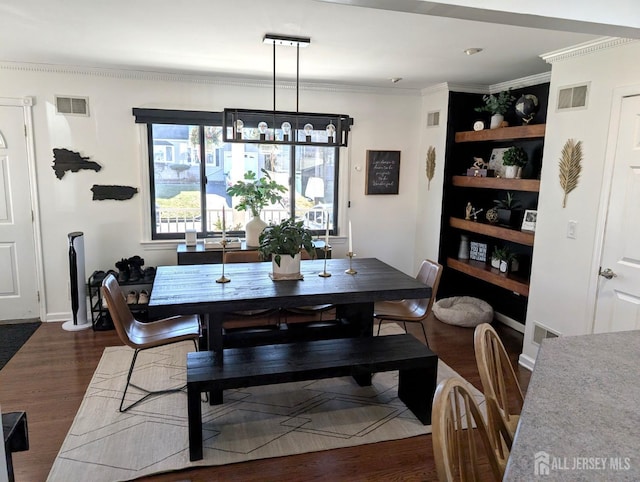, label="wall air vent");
[532,322,560,346]
[427,111,440,127]
[55,96,89,116]
[557,83,588,111]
